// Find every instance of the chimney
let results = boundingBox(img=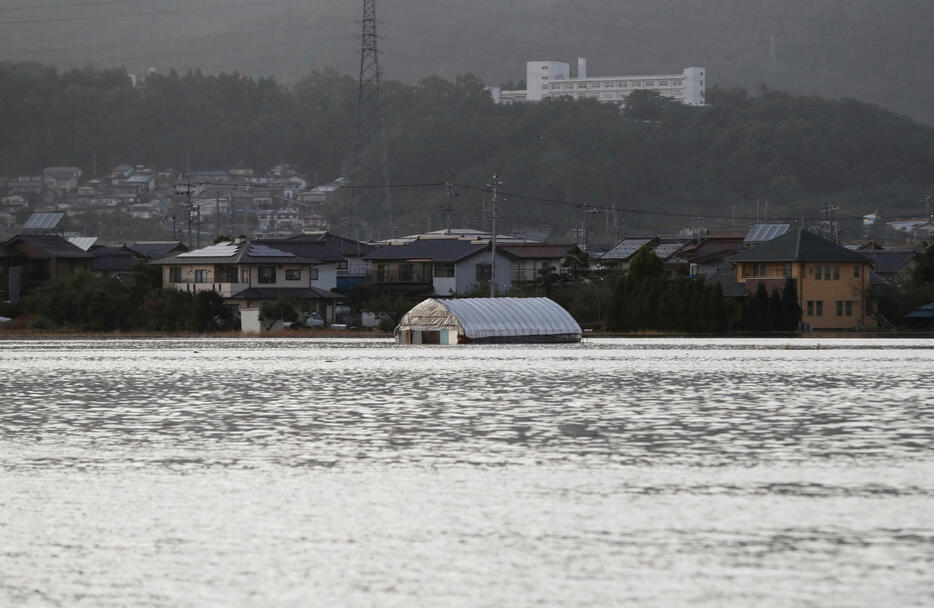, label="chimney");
[578,57,587,79]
